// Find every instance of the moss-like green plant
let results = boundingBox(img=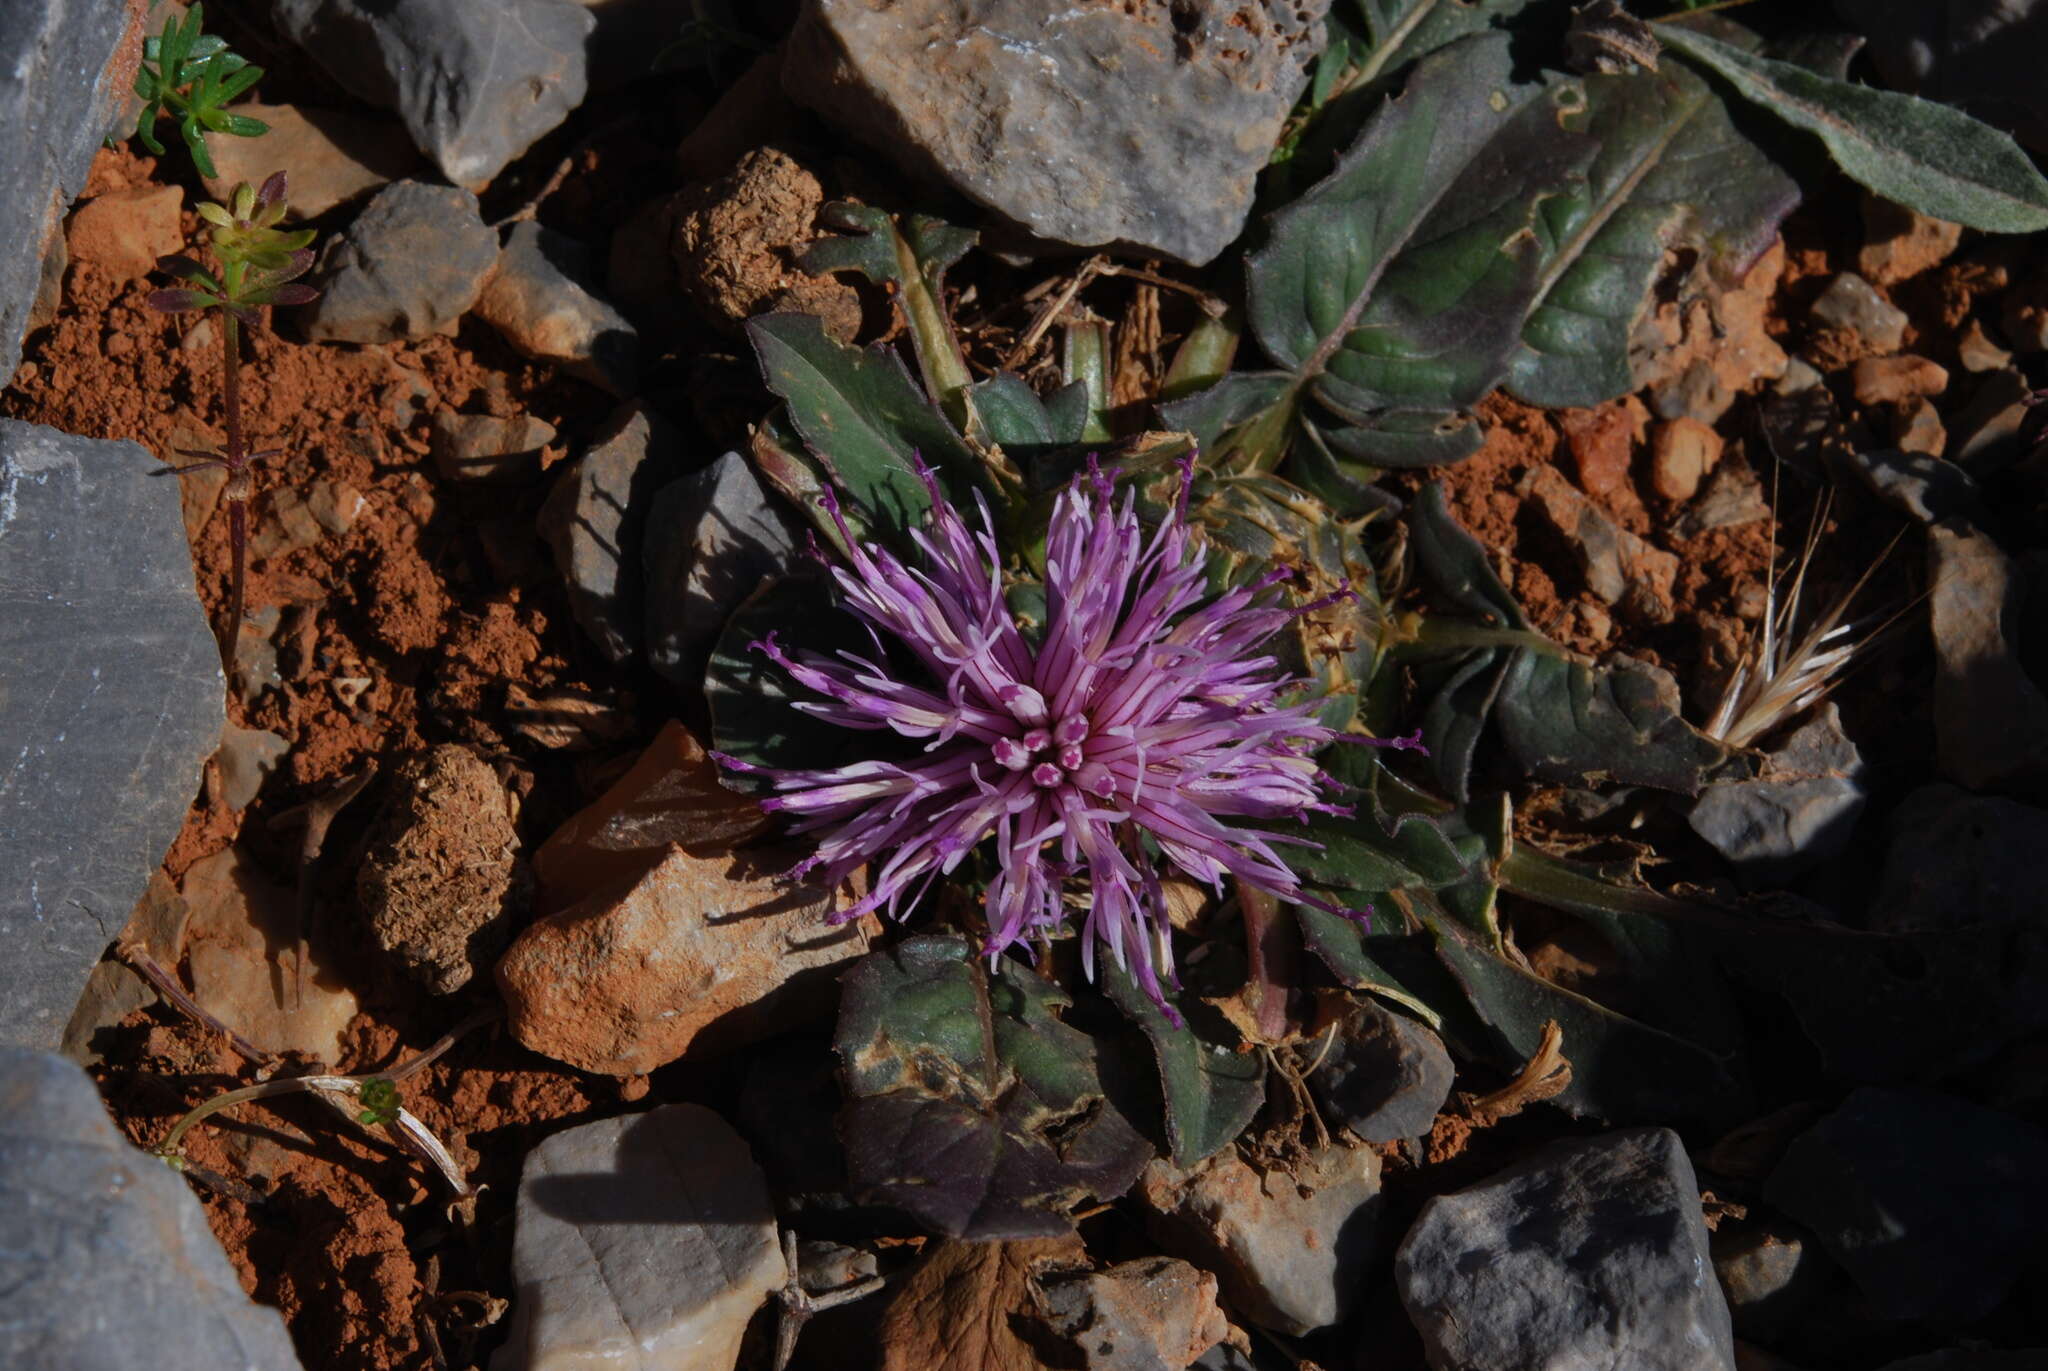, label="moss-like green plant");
[130,3,270,178]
